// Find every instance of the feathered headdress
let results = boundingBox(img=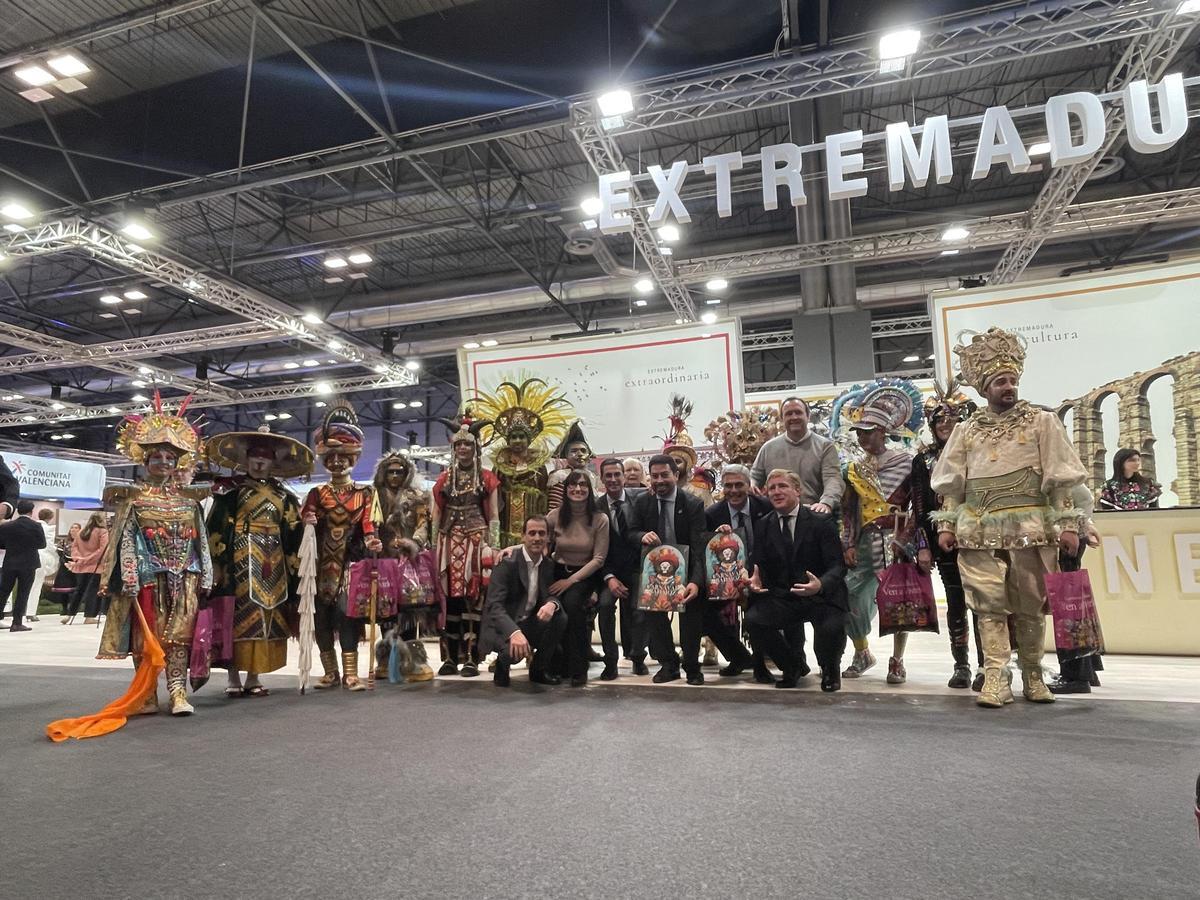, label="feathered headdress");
[116,390,203,467]
[923,375,977,426]
[647,545,682,571]
[658,394,698,466]
[830,377,924,439]
[468,377,573,449]
[312,400,364,457]
[705,408,780,465]
[437,408,487,450]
